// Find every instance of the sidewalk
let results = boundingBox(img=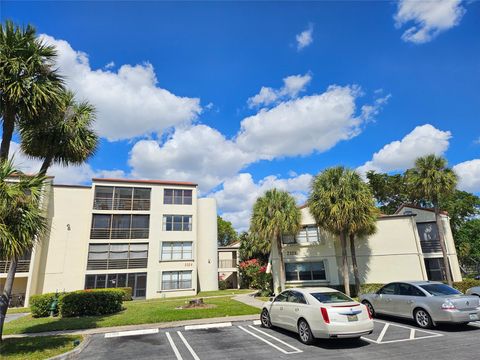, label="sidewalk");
[233,292,265,309]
